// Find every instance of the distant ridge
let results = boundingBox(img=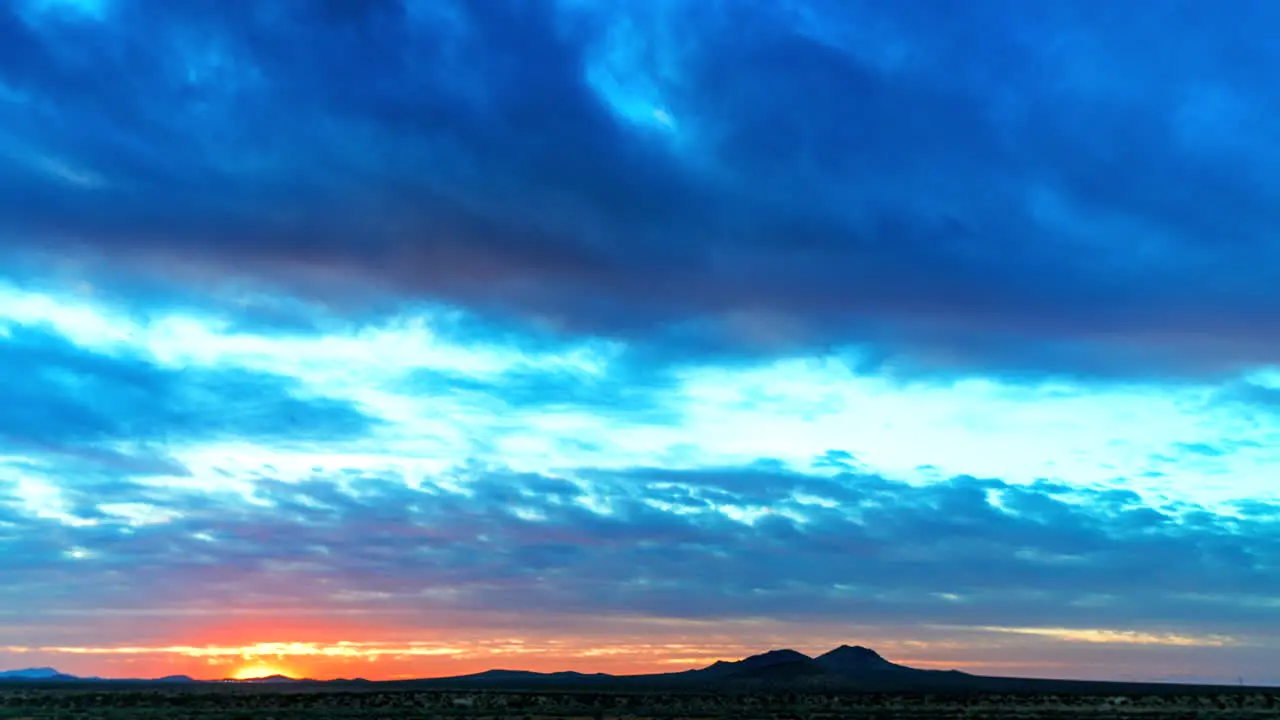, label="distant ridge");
[387,644,1271,694]
[818,645,892,665]
[0,668,302,685]
[693,648,820,682]
[662,645,967,689]
[458,669,611,680]
[227,674,299,684]
[0,668,182,683]
[0,668,79,681]
[816,644,920,673]
[712,648,811,673]
[2,645,1274,693]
